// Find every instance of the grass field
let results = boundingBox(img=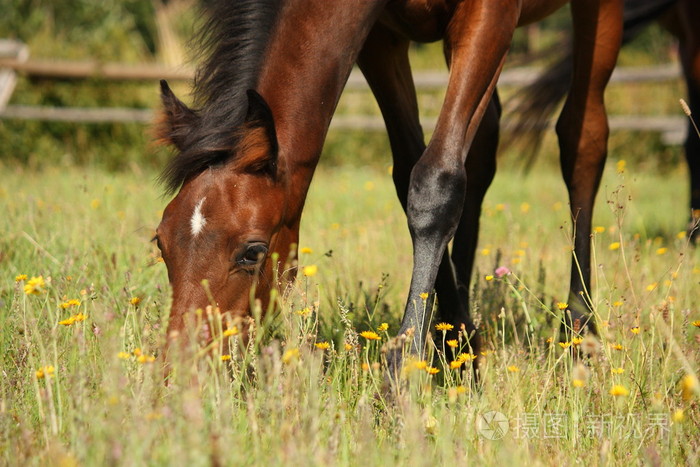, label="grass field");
[1,152,699,465]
